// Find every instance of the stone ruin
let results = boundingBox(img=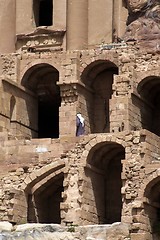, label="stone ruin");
[0,0,159,239]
